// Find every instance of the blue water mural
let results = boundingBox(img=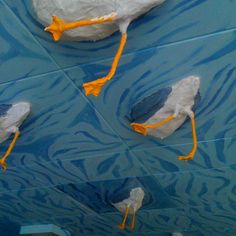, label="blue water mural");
[0,0,236,235]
